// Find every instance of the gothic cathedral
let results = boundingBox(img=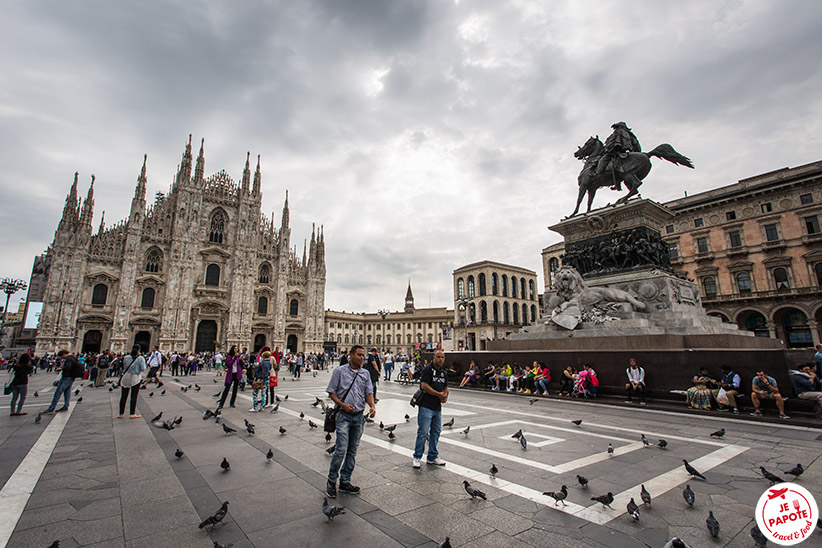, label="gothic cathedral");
[35,136,326,355]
